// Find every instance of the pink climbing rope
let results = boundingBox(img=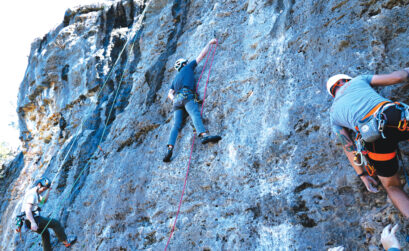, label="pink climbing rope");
[199,41,217,116]
[164,40,218,251]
